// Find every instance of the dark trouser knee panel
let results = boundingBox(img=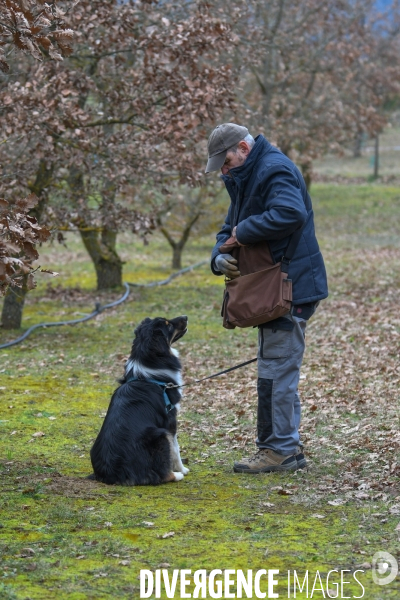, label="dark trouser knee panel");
[257,377,273,444]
